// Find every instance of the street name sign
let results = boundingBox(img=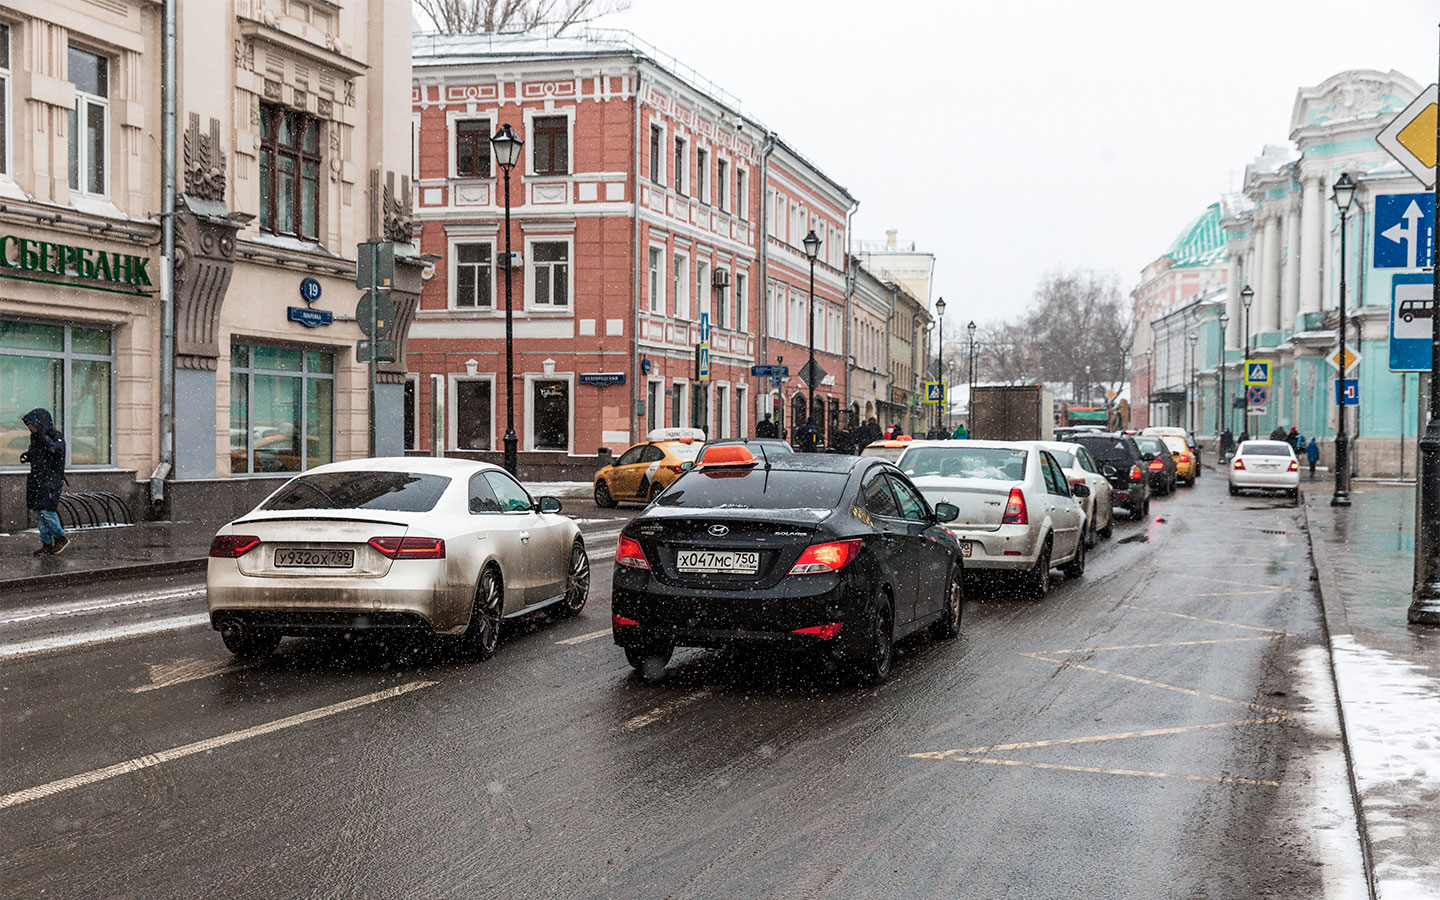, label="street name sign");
[1390,272,1433,371]
[287,306,333,328]
[1377,83,1438,188]
[1244,361,1271,386]
[1373,193,1435,269]
[1326,345,1361,372]
[1247,385,1268,406]
[1335,378,1359,406]
[750,365,789,378]
[578,372,626,386]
